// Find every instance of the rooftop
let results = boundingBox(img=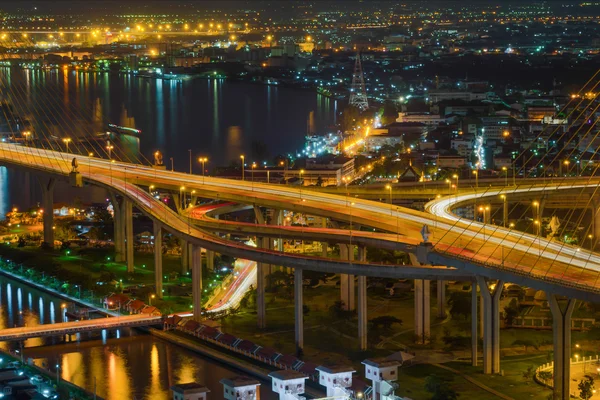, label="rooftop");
[268,370,307,380]
[219,376,261,387]
[170,382,210,394]
[316,365,356,374]
[362,358,402,369]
